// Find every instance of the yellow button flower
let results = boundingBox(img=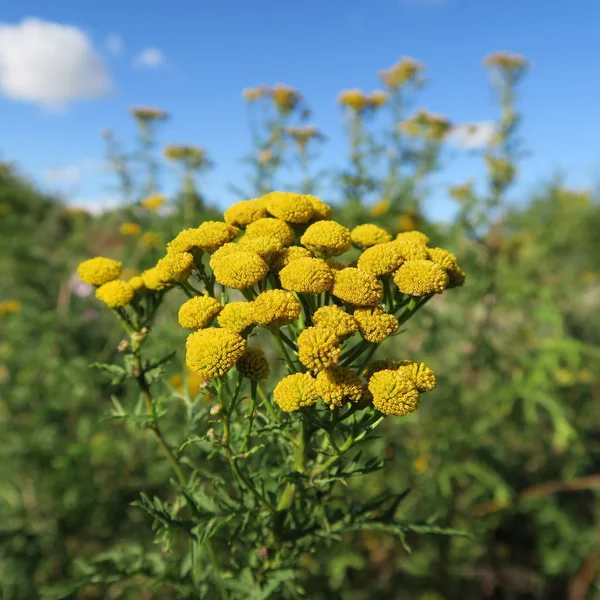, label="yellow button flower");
[178,295,223,329]
[303,194,332,220]
[120,222,142,236]
[351,224,392,249]
[271,246,314,273]
[0,300,21,316]
[141,193,166,211]
[390,238,429,261]
[185,328,246,380]
[253,290,301,327]
[362,359,404,381]
[238,235,283,258]
[357,242,405,276]
[223,198,269,227]
[128,276,145,291]
[167,222,239,254]
[300,221,352,256]
[273,372,320,412]
[209,242,240,268]
[236,347,270,380]
[77,257,122,286]
[95,280,135,308]
[141,267,171,291]
[368,370,420,417]
[353,307,399,343]
[156,252,194,281]
[313,306,358,339]
[140,232,161,249]
[393,259,449,296]
[316,367,365,409]
[217,301,257,334]
[427,247,458,271]
[245,218,295,246]
[395,231,430,246]
[263,191,314,223]
[298,326,342,372]
[212,249,268,290]
[331,268,384,306]
[279,257,334,294]
[396,360,437,392]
